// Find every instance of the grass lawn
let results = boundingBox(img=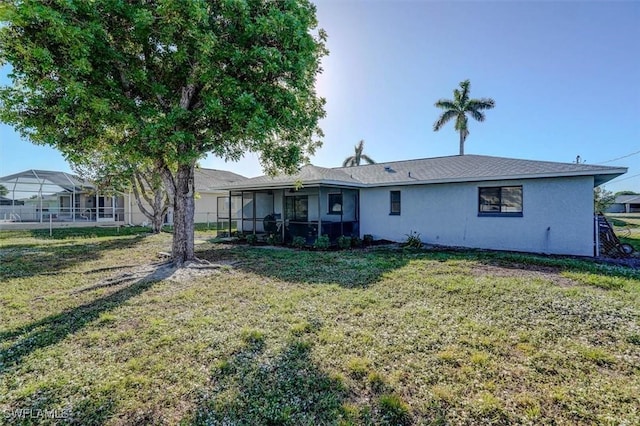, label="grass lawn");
[1,228,639,425]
